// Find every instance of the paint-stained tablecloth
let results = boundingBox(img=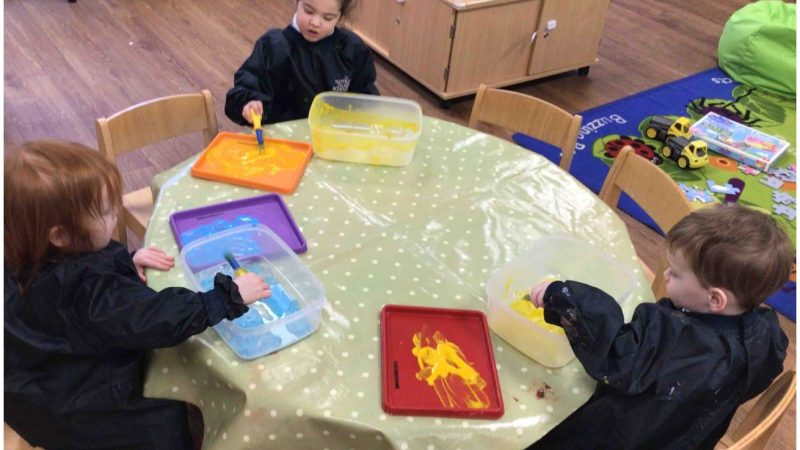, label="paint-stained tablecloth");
[143,117,655,449]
